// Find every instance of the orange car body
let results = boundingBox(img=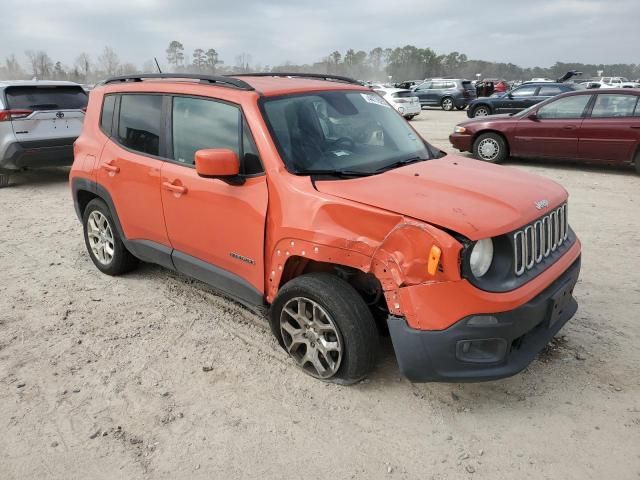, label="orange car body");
[71,75,581,382]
